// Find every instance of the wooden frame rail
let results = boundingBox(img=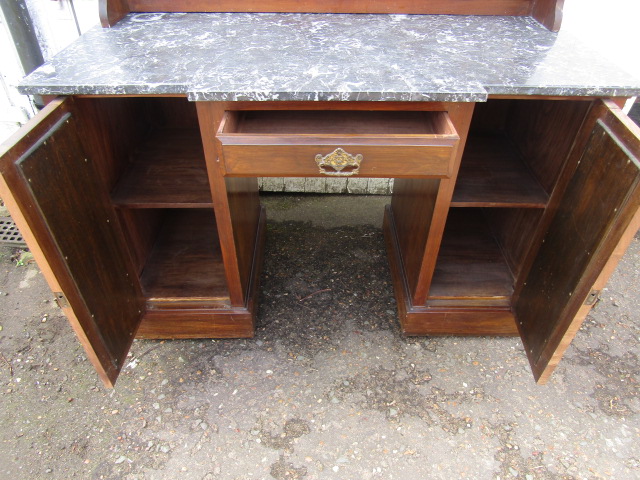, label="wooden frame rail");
[100,0,564,31]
